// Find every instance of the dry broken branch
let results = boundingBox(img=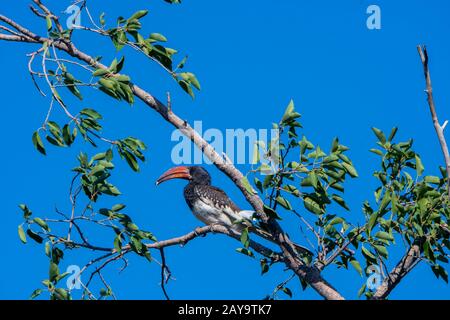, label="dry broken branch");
[417,45,450,197]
